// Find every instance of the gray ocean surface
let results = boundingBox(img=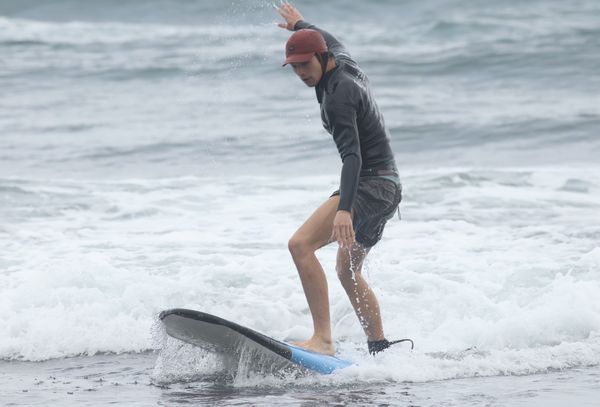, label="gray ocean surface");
[2,0,599,179]
[2,0,600,405]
